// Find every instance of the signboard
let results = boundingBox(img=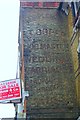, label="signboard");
[0,79,21,102]
[22,7,78,118]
